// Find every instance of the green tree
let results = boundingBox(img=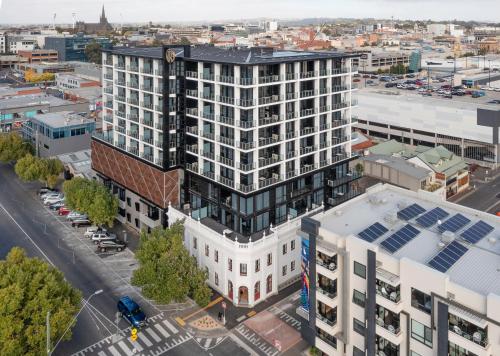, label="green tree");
[14,154,64,188]
[0,247,81,355]
[152,38,163,46]
[85,41,103,64]
[63,178,118,227]
[0,132,33,162]
[132,224,212,307]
